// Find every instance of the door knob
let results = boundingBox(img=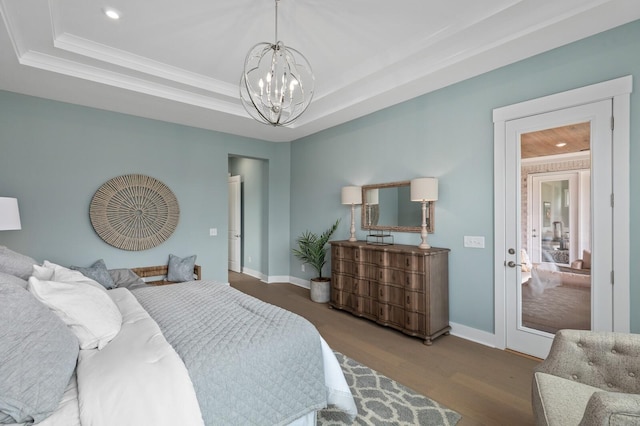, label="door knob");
[506,261,522,268]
